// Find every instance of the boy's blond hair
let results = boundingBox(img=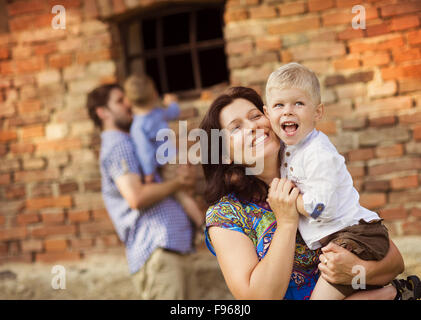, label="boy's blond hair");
[124,74,157,107]
[265,62,321,105]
